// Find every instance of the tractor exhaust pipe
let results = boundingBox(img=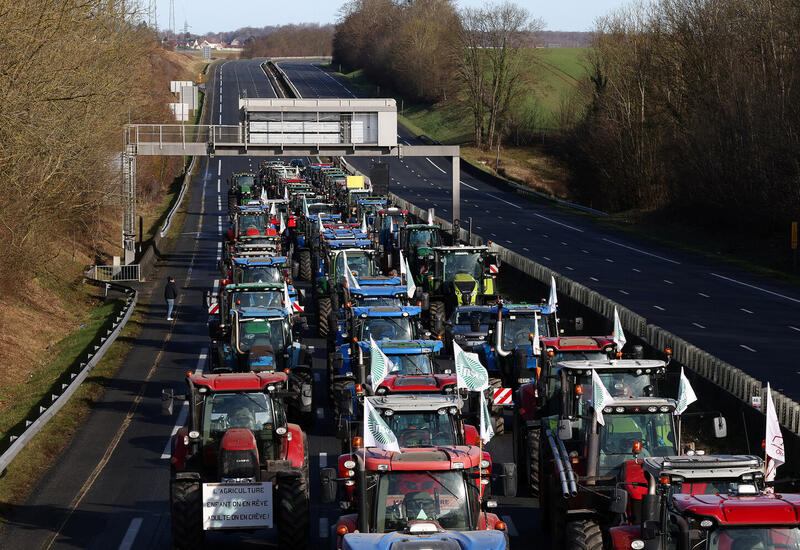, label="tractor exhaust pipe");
[586,415,599,485]
[357,452,369,533]
[546,429,570,498]
[495,303,510,357]
[556,432,578,497]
